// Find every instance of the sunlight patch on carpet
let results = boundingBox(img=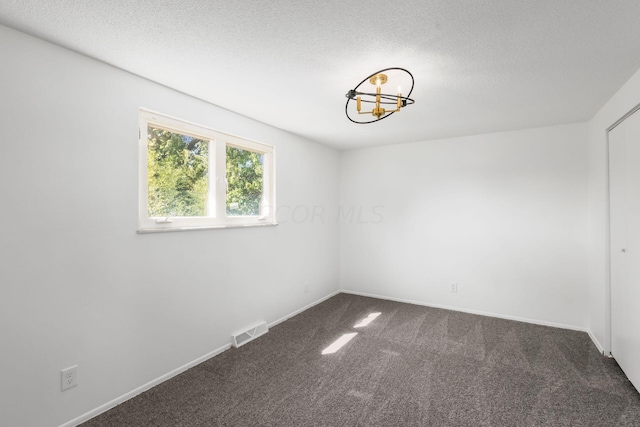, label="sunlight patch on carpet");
[354,312,382,328]
[322,333,358,355]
